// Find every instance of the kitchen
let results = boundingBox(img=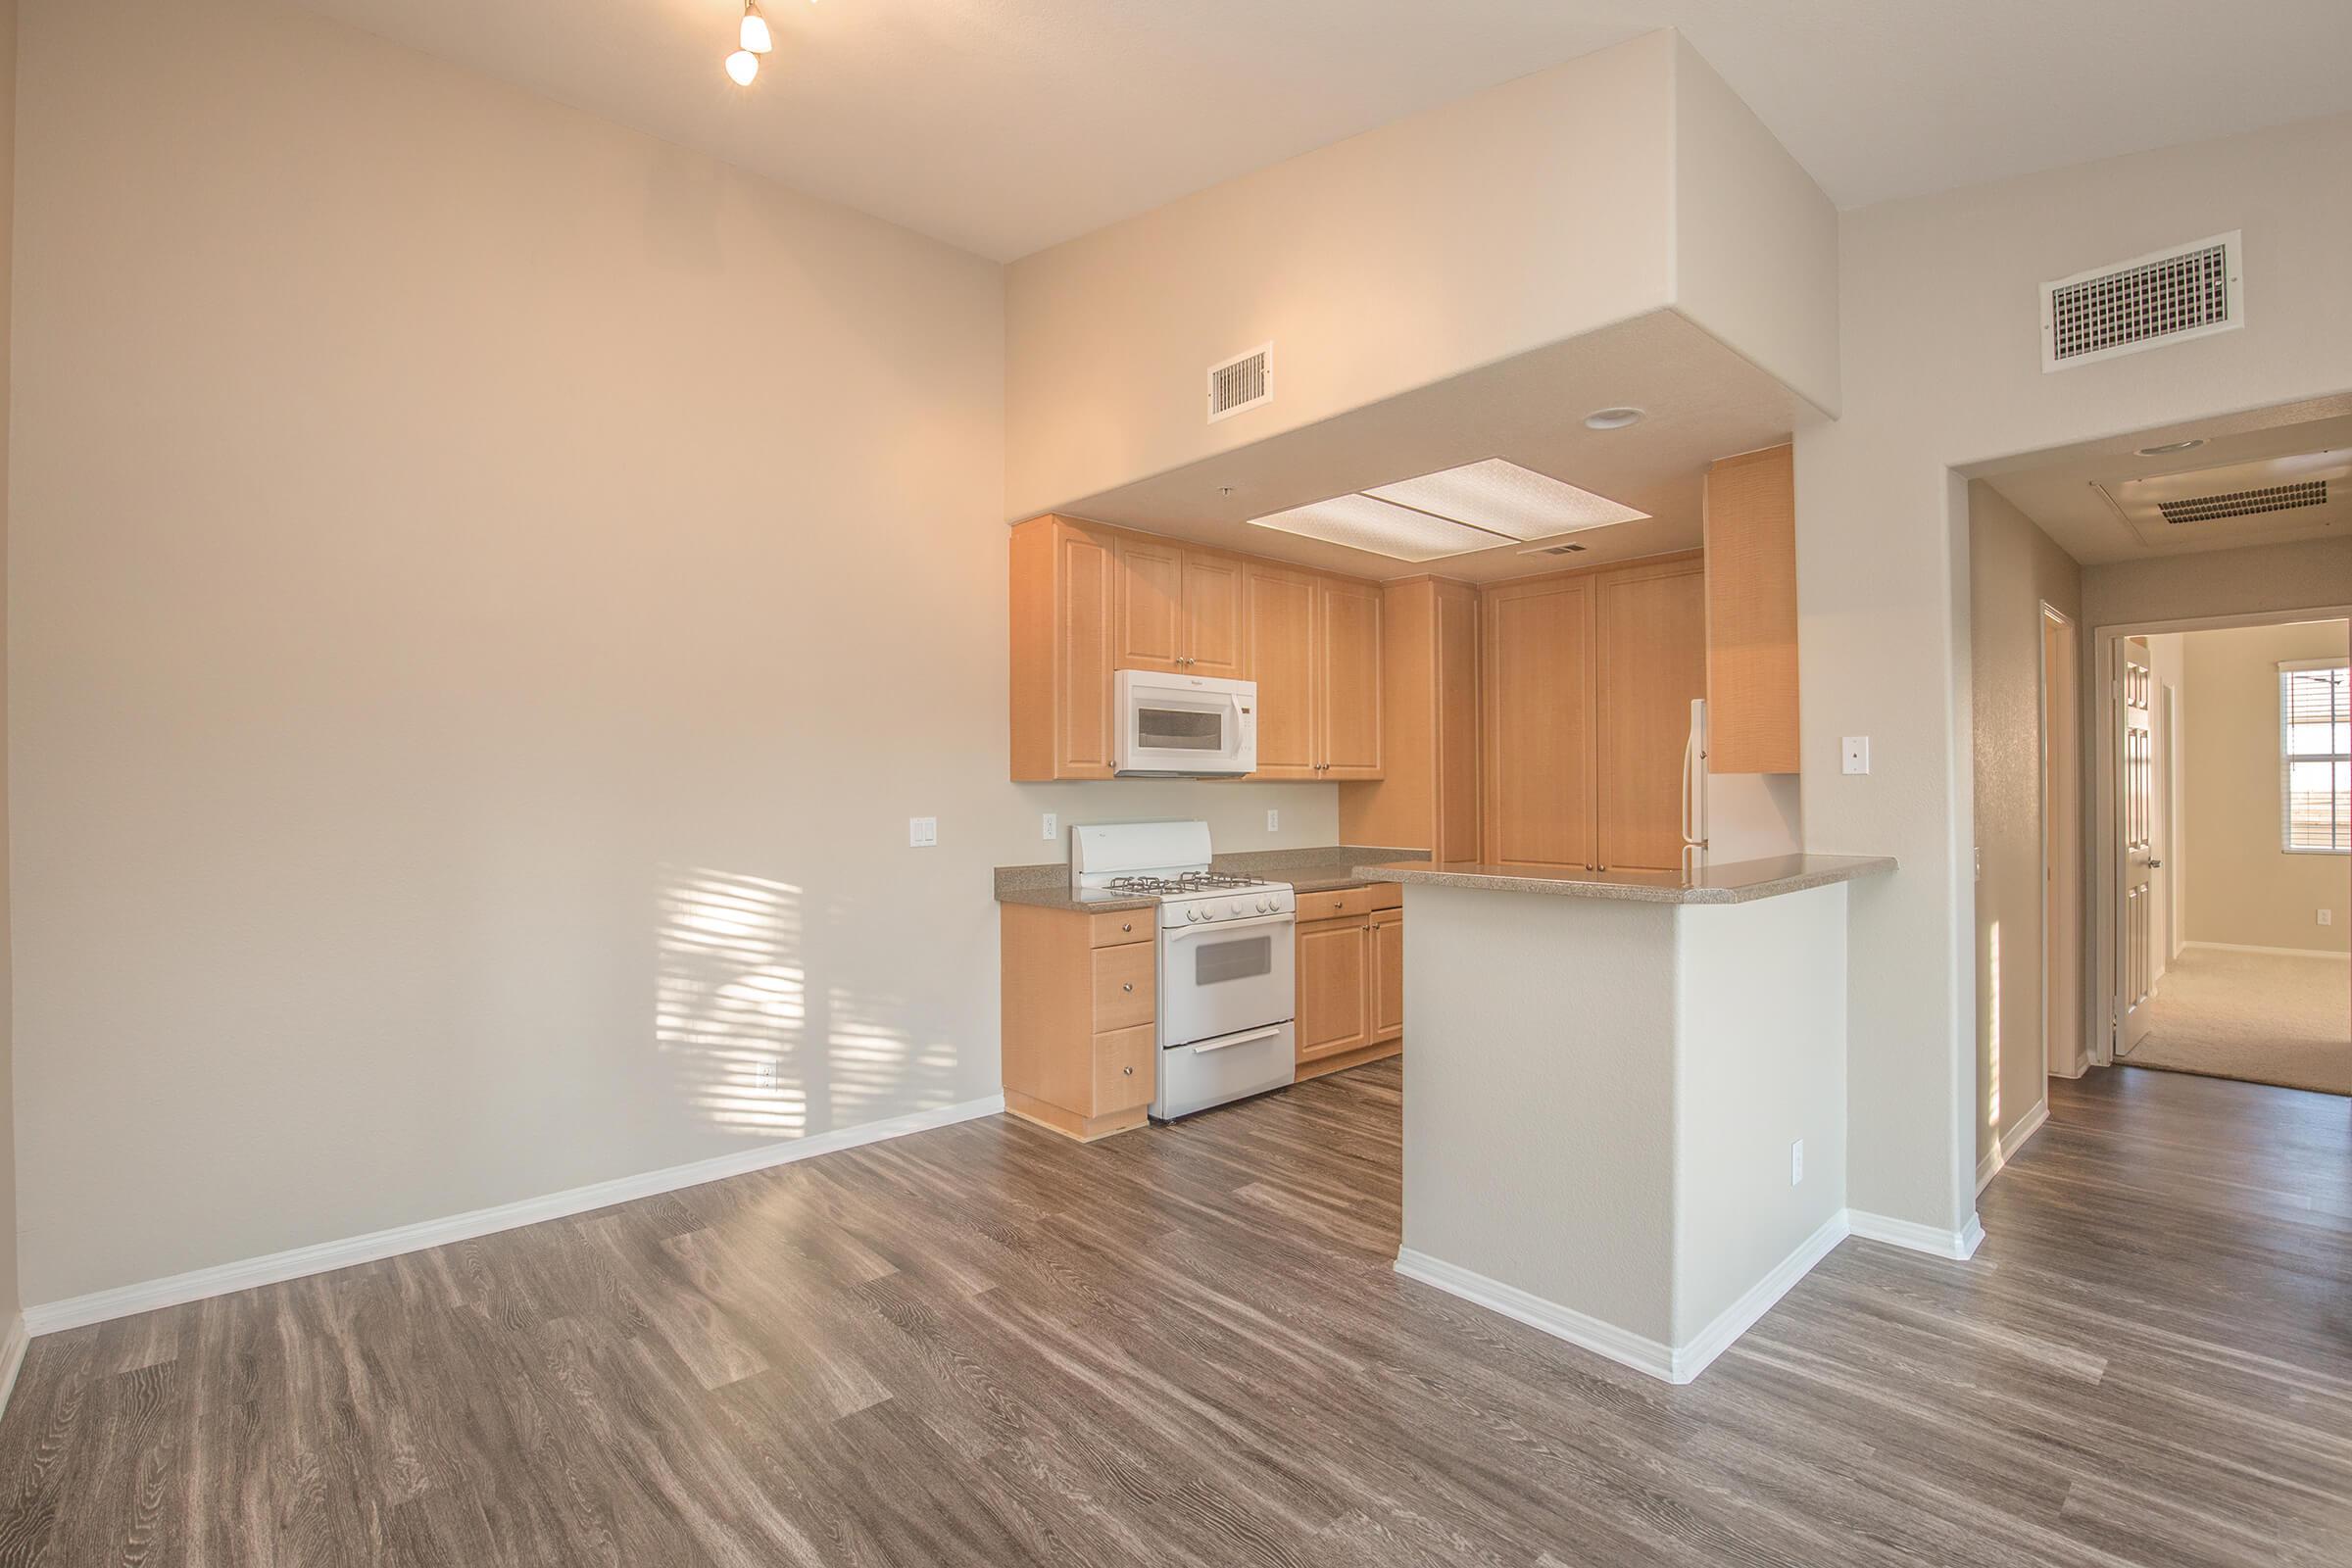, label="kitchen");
[991,438,1888,1378]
